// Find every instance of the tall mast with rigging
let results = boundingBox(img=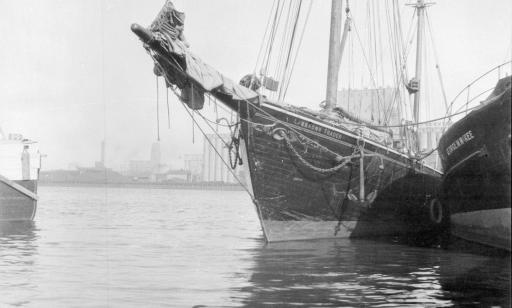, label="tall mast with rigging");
[325,0,343,111]
[411,0,428,151]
